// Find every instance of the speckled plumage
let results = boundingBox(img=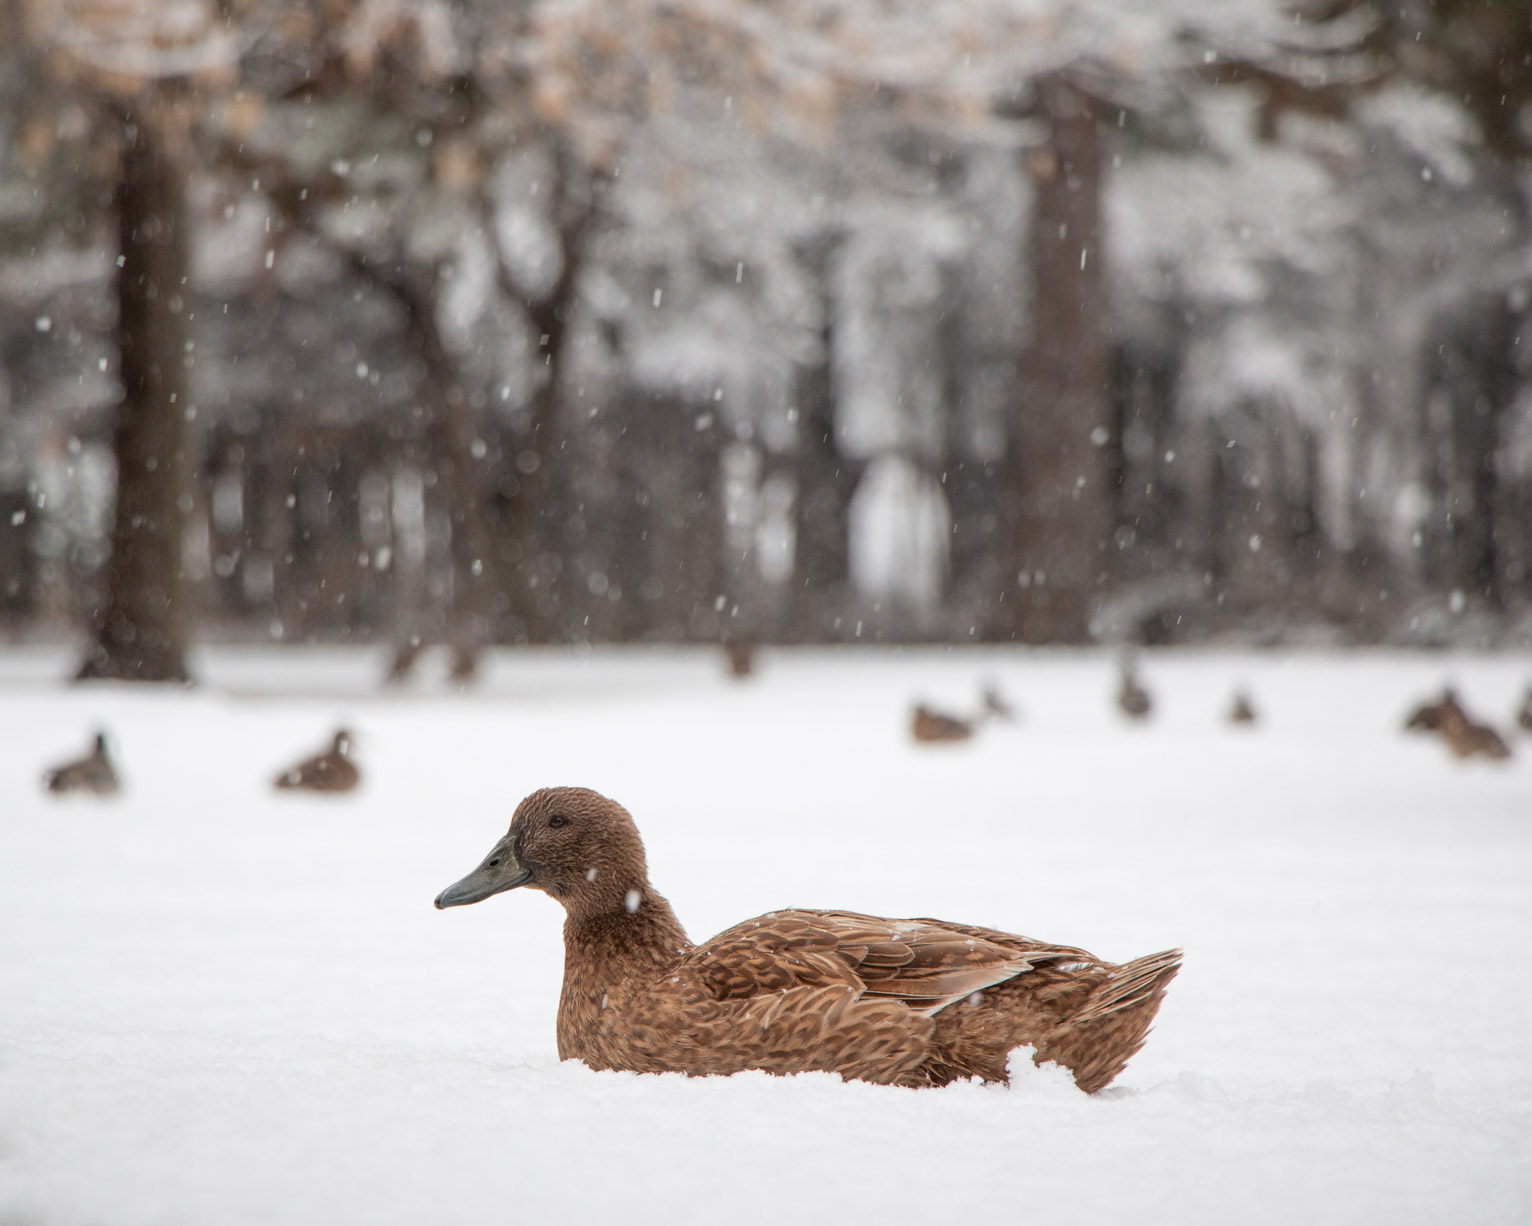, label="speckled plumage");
[437,787,1181,1092]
